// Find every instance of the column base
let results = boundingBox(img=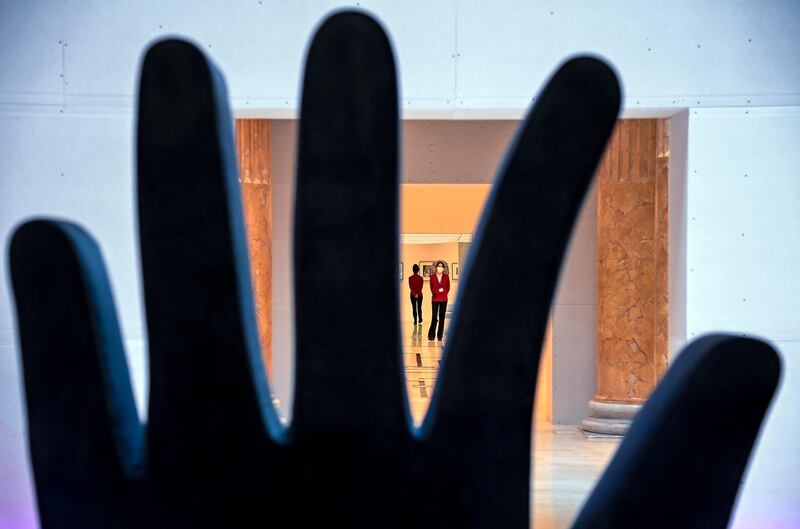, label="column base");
[580,400,643,437]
